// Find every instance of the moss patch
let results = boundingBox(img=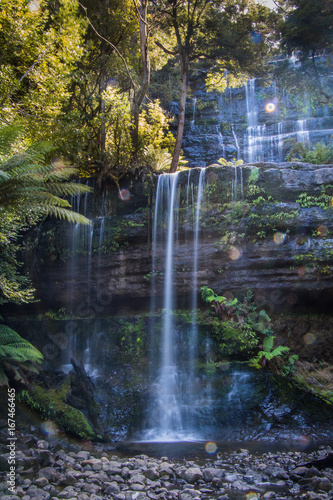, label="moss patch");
[18,379,94,440]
